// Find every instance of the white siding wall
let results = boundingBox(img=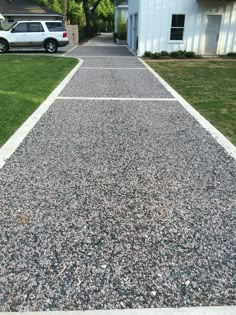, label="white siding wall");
[128,0,236,56]
[128,0,140,50]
